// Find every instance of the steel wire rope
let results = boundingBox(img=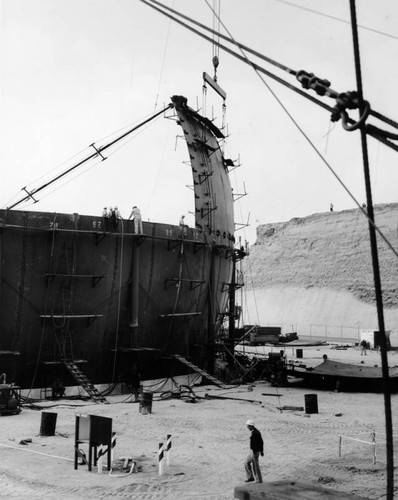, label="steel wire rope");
[136,244,213,381]
[2,147,90,210]
[212,0,220,63]
[111,217,125,384]
[223,141,255,332]
[153,0,174,112]
[2,121,134,209]
[205,0,398,261]
[269,0,398,42]
[242,253,261,326]
[26,216,59,398]
[369,110,398,132]
[97,110,171,143]
[142,0,398,151]
[15,112,167,211]
[50,292,66,329]
[6,105,172,210]
[230,151,250,245]
[144,0,296,75]
[171,239,185,354]
[143,116,173,216]
[178,239,204,360]
[207,0,398,134]
[158,237,185,357]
